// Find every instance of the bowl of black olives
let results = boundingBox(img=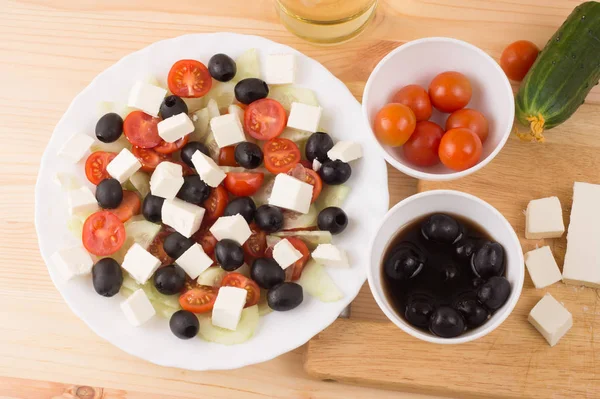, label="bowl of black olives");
[367,190,524,344]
